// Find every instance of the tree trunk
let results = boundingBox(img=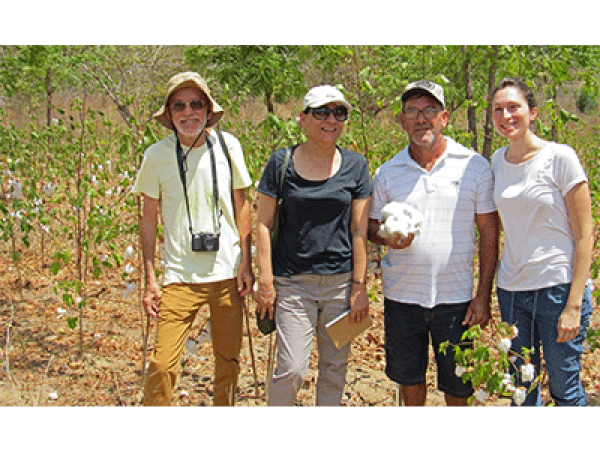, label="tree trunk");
[483,45,499,161]
[462,46,478,152]
[45,67,53,128]
[266,90,274,115]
